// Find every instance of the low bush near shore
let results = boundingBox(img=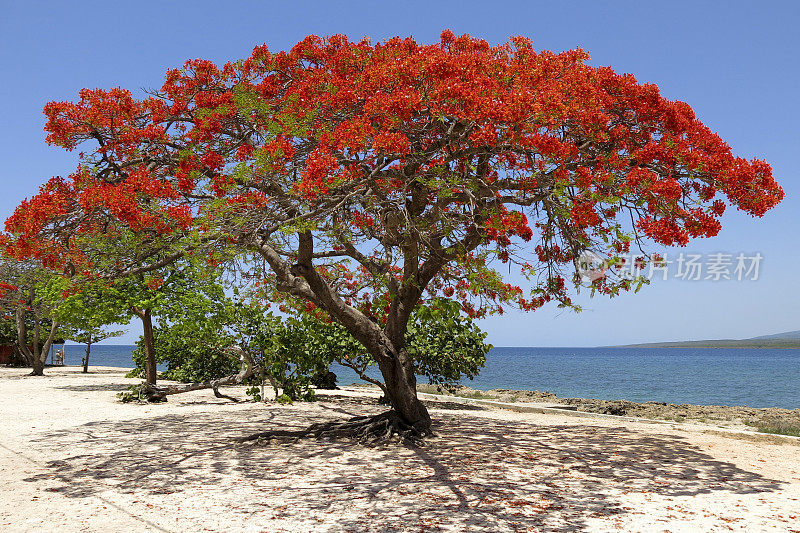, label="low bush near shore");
[754,422,800,437]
